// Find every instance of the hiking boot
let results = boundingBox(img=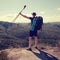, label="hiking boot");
[40,47,45,50]
[35,47,38,49]
[27,48,32,51]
